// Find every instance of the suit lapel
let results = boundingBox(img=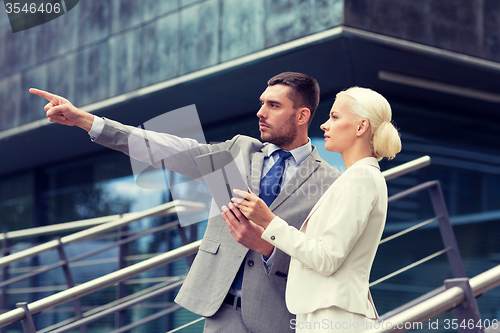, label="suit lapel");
[269,147,321,211]
[249,145,268,196]
[225,145,267,259]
